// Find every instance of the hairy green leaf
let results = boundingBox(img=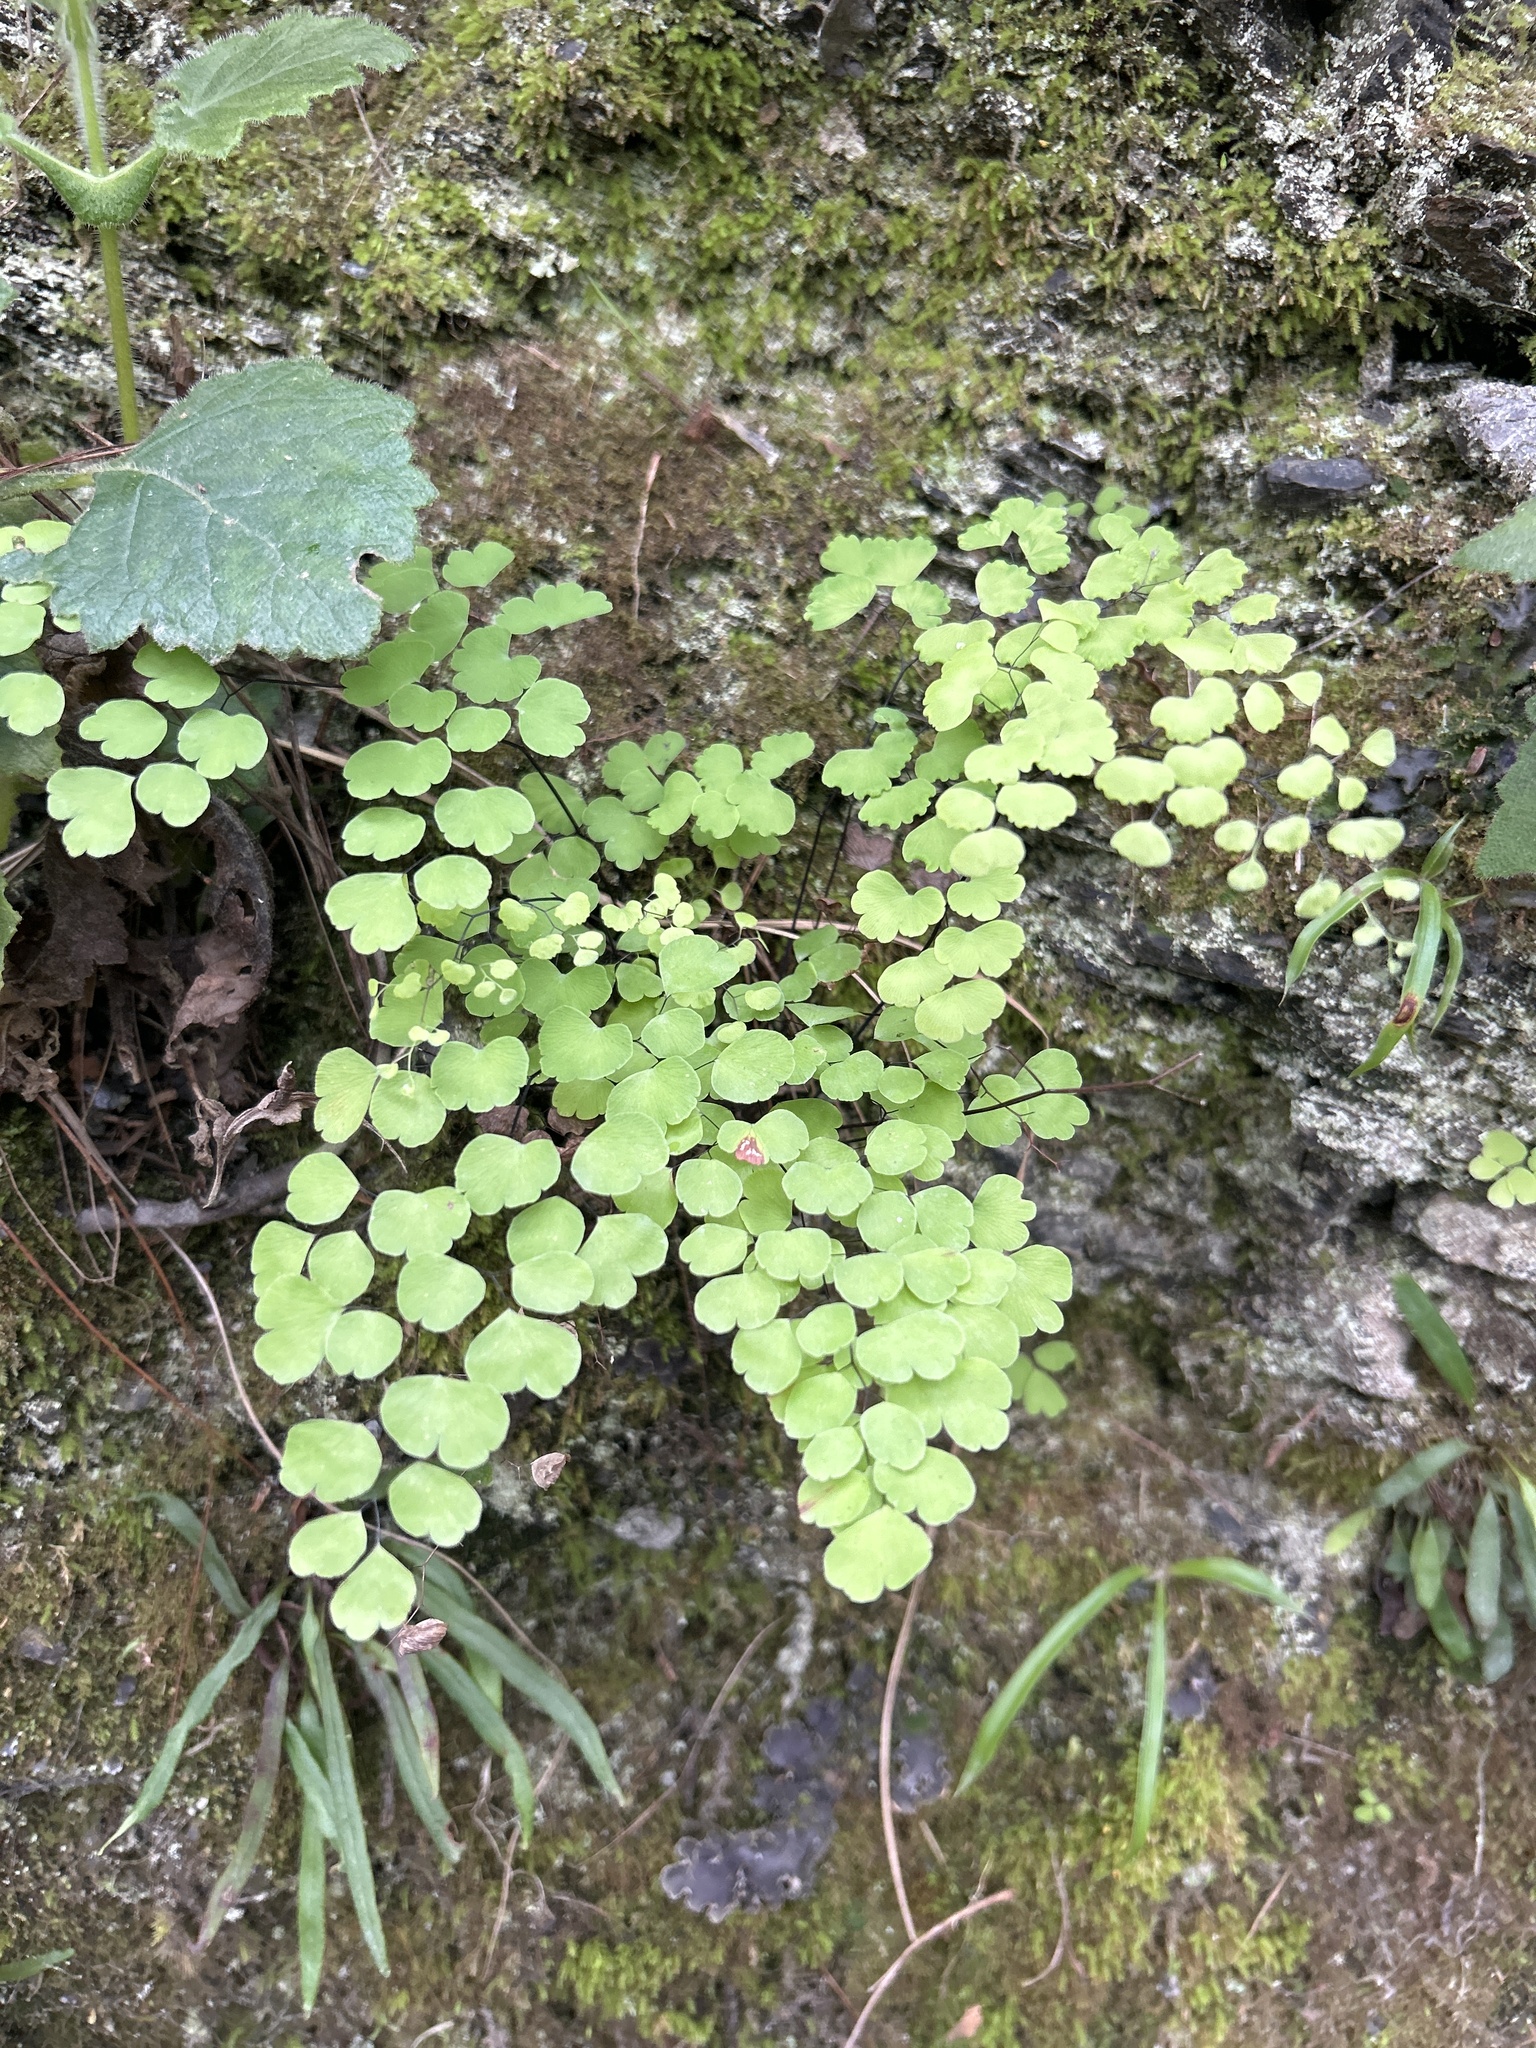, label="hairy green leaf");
[155,11,414,158]
[4,364,431,660]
